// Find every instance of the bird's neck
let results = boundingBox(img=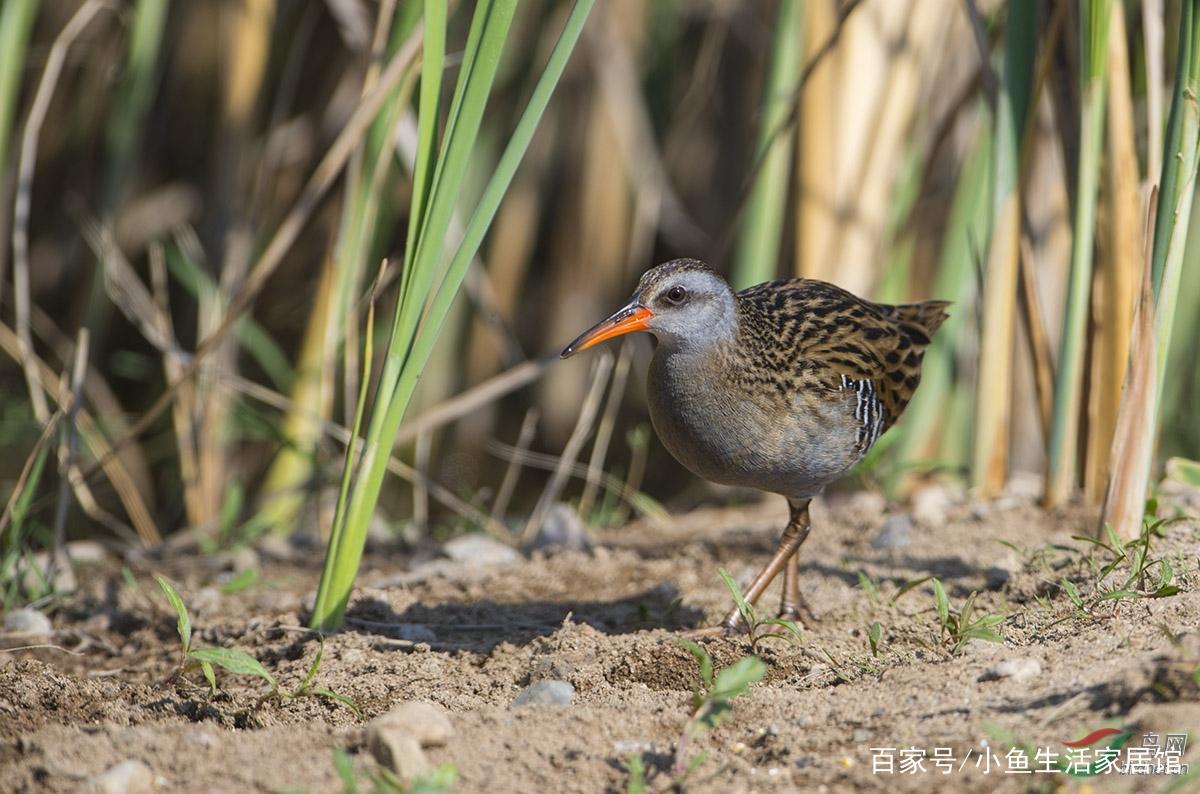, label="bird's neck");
[654,313,740,362]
